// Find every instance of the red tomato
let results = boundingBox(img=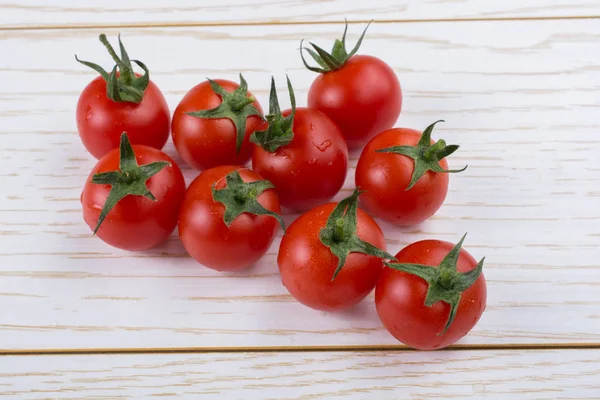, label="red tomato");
[355,121,466,226]
[172,76,265,170]
[252,108,348,212]
[251,77,348,212]
[301,22,402,149]
[375,236,487,350]
[308,55,401,149]
[178,165,283,272]
[81,133,186,251]
[278,189,393,311]
[76,34,170,159]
